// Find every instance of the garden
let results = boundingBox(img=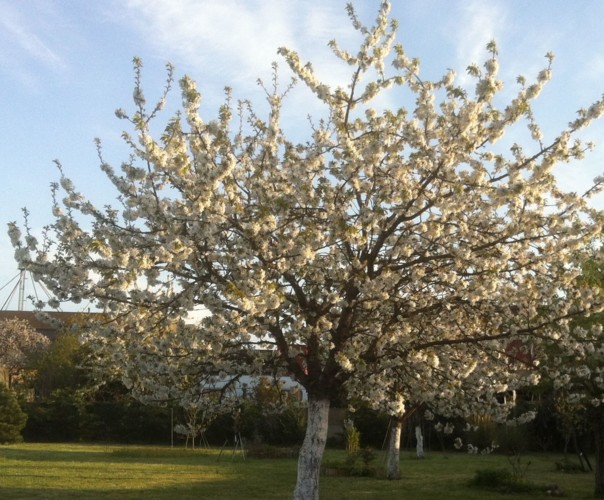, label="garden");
[5,1,604,498]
